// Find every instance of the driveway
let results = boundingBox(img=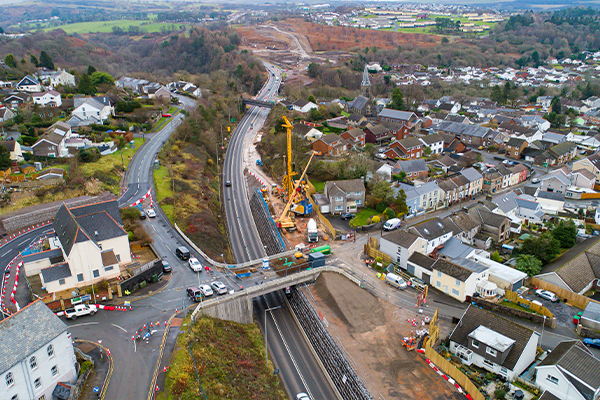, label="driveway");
[327,214,354,233]
[540,235,600,274]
